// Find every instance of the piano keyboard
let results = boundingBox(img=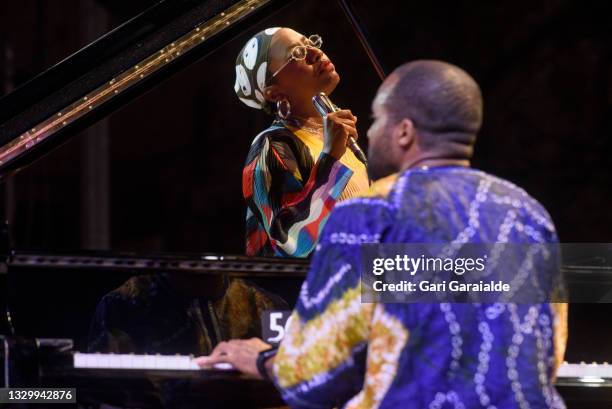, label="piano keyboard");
[73,355,610,383]
[557,362,612,385]
[73,352,235,371]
